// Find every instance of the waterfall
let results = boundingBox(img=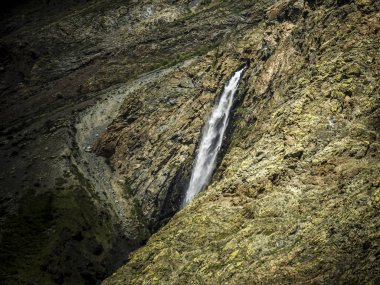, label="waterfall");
[183,67,245,206]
